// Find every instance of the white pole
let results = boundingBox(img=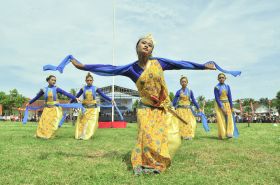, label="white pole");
[111,0,115,123]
